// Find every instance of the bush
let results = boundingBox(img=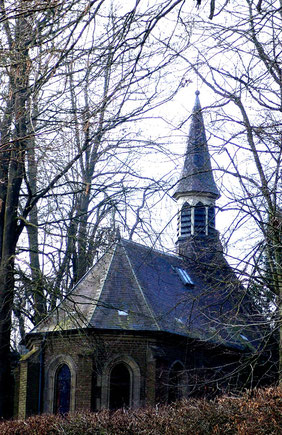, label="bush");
[1,387,281,434]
